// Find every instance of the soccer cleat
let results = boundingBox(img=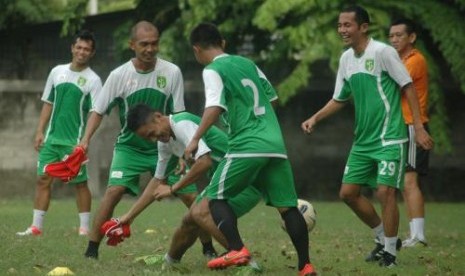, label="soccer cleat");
[402,237,427,247]
[365,241,383,262]
[299,263,317,276]
[207,247,251,269]
[365,237,401,262]
[16,226,42,236]
[79,227,89,236]
[378,250,397,268]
